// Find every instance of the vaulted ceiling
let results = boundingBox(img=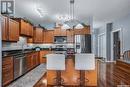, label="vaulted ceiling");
[14,0,130,28]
